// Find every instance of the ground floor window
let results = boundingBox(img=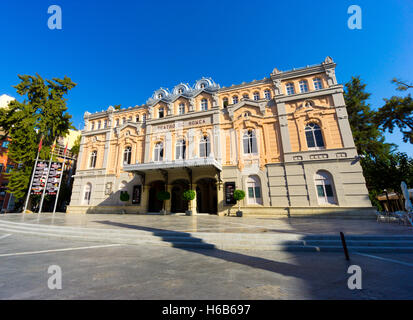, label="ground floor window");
[247,175,262,205]
[314,171,336,204]
[83,183,92,205]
